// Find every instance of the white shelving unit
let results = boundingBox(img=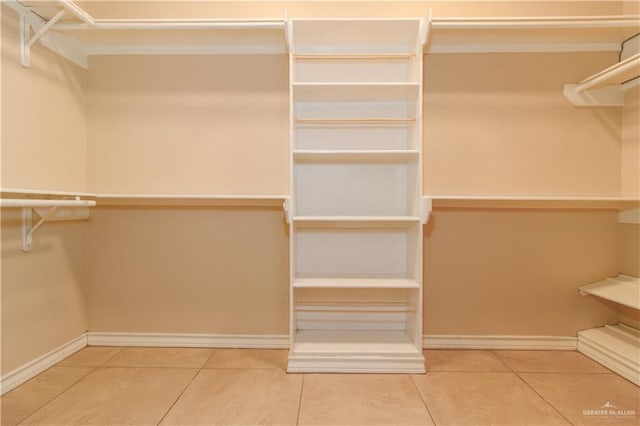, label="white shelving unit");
[287,18,427,373]
[578,275,640,385]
